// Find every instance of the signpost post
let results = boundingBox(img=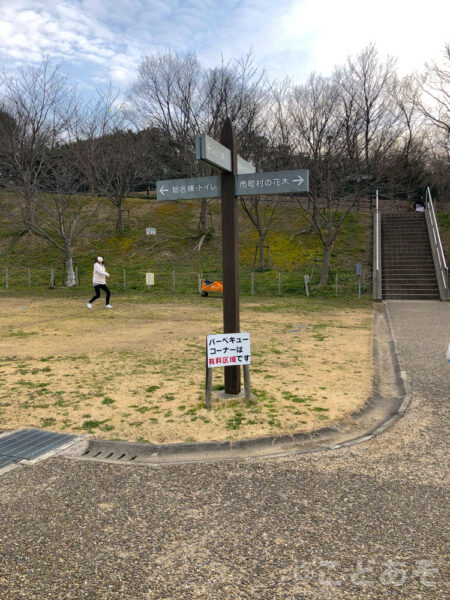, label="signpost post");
[156,118,309,395]
[221,119,241,394]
